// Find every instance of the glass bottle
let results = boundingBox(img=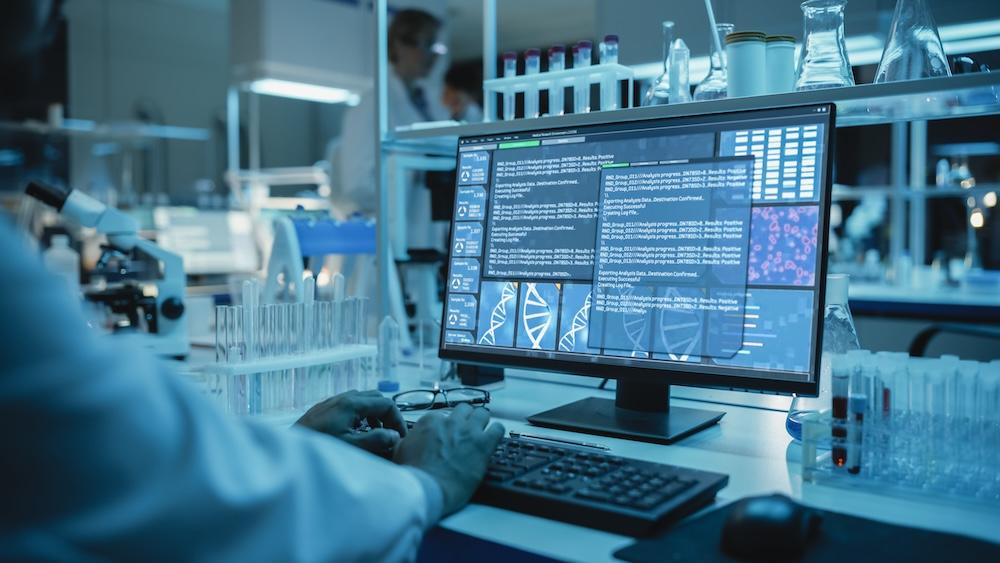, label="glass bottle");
[874,0,950,83]
[694,22,734,101]
[668,38,692,104]
[795,0,855,91]
[643,21,675,106]
[786,274,861,441]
